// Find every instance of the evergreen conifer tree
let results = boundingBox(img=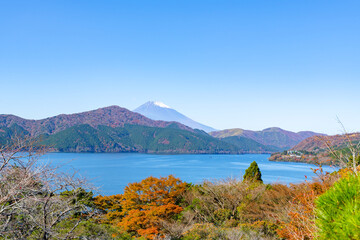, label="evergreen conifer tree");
[316,174,360,239]
[243,161,263,183]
